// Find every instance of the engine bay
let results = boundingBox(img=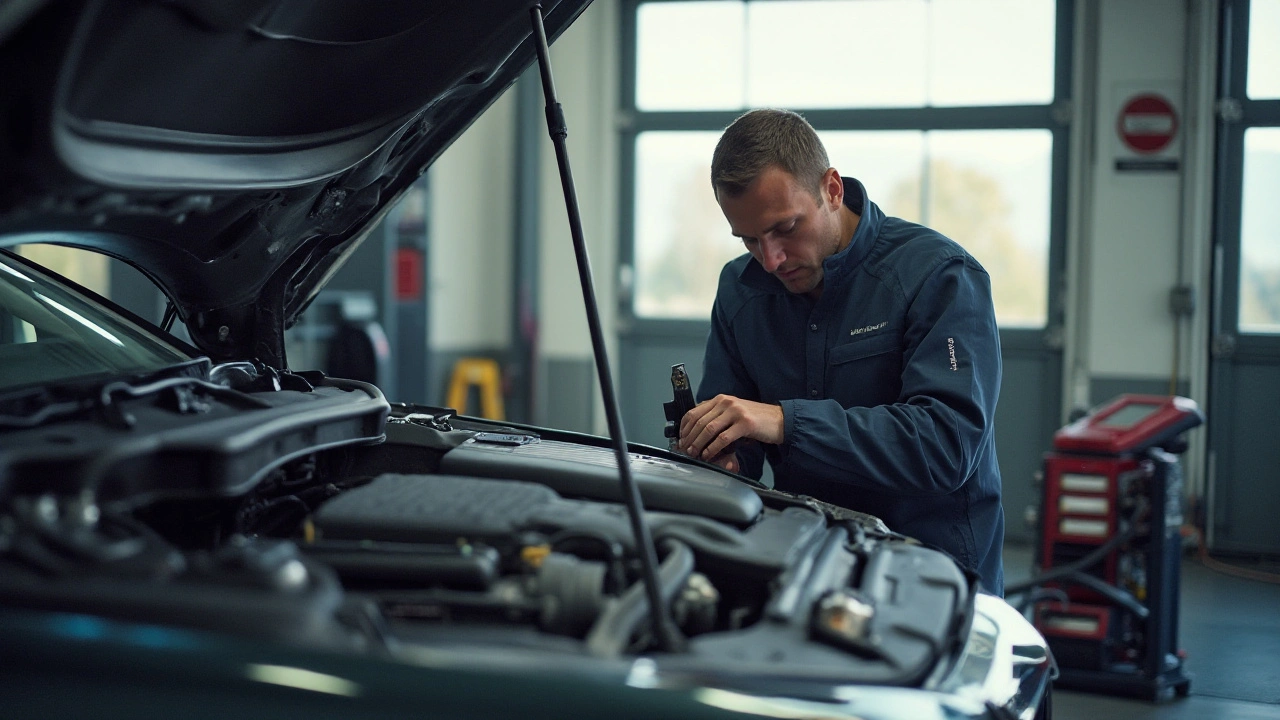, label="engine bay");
[0,369,974,688]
